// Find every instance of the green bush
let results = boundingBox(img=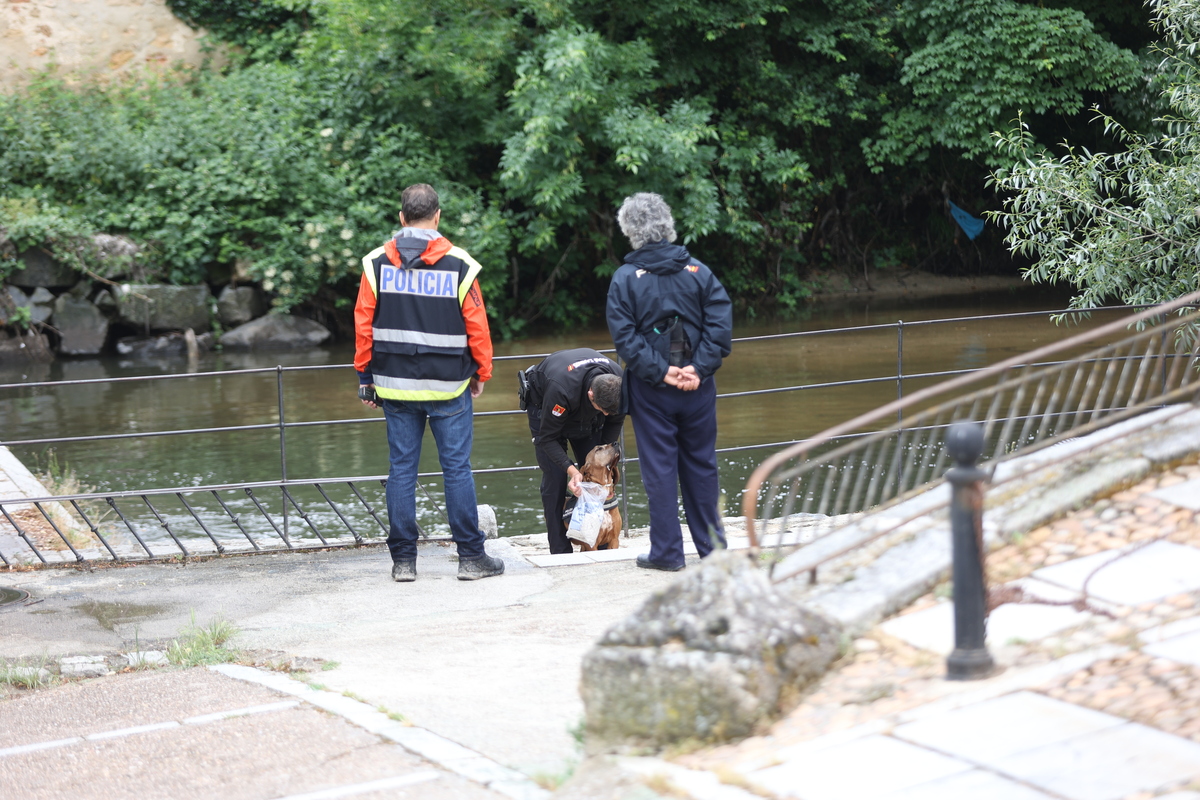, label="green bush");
[0,66,507,313]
